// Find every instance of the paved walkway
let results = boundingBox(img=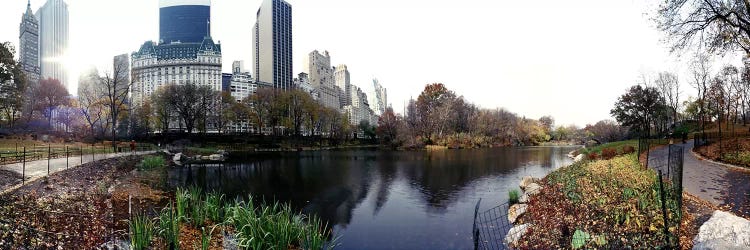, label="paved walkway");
[648,141,750,218]
[0,150,157,181]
